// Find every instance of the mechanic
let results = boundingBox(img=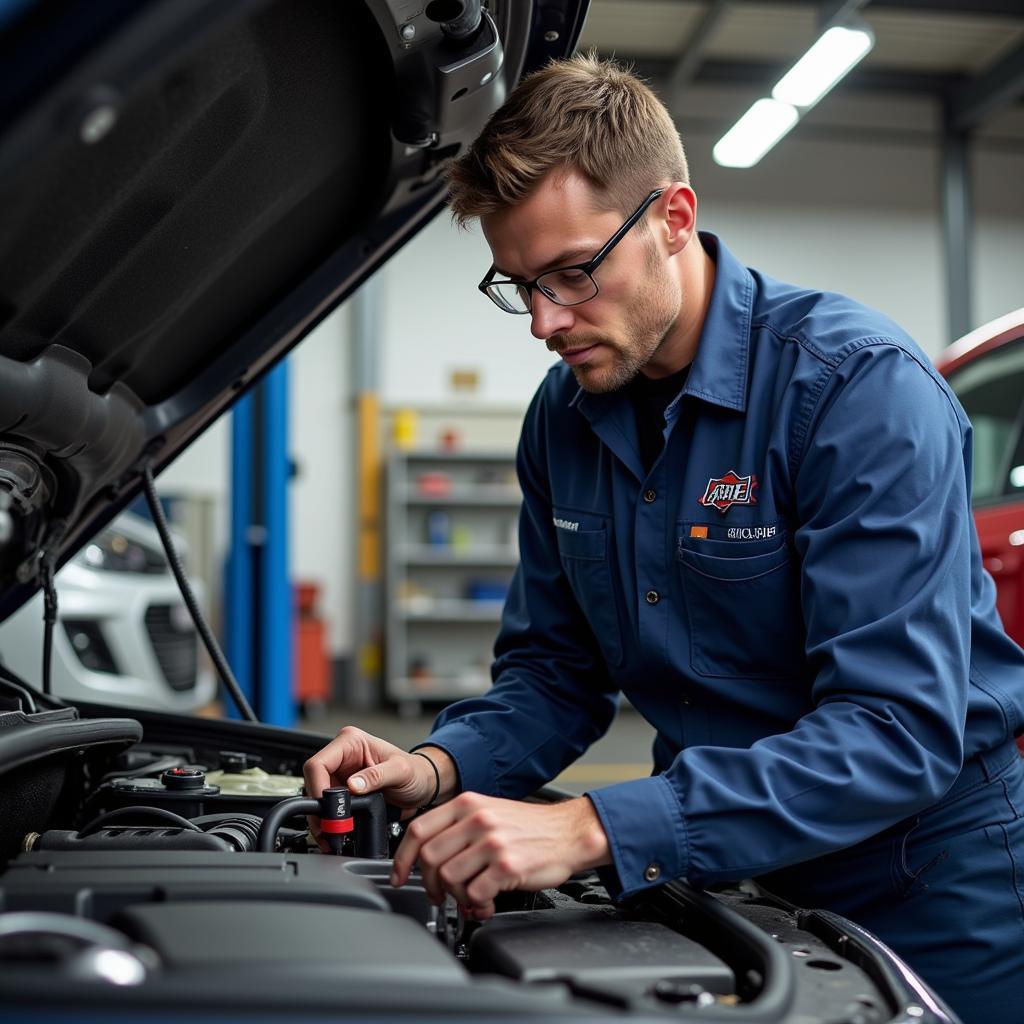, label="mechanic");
[305,54,1024,1021]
